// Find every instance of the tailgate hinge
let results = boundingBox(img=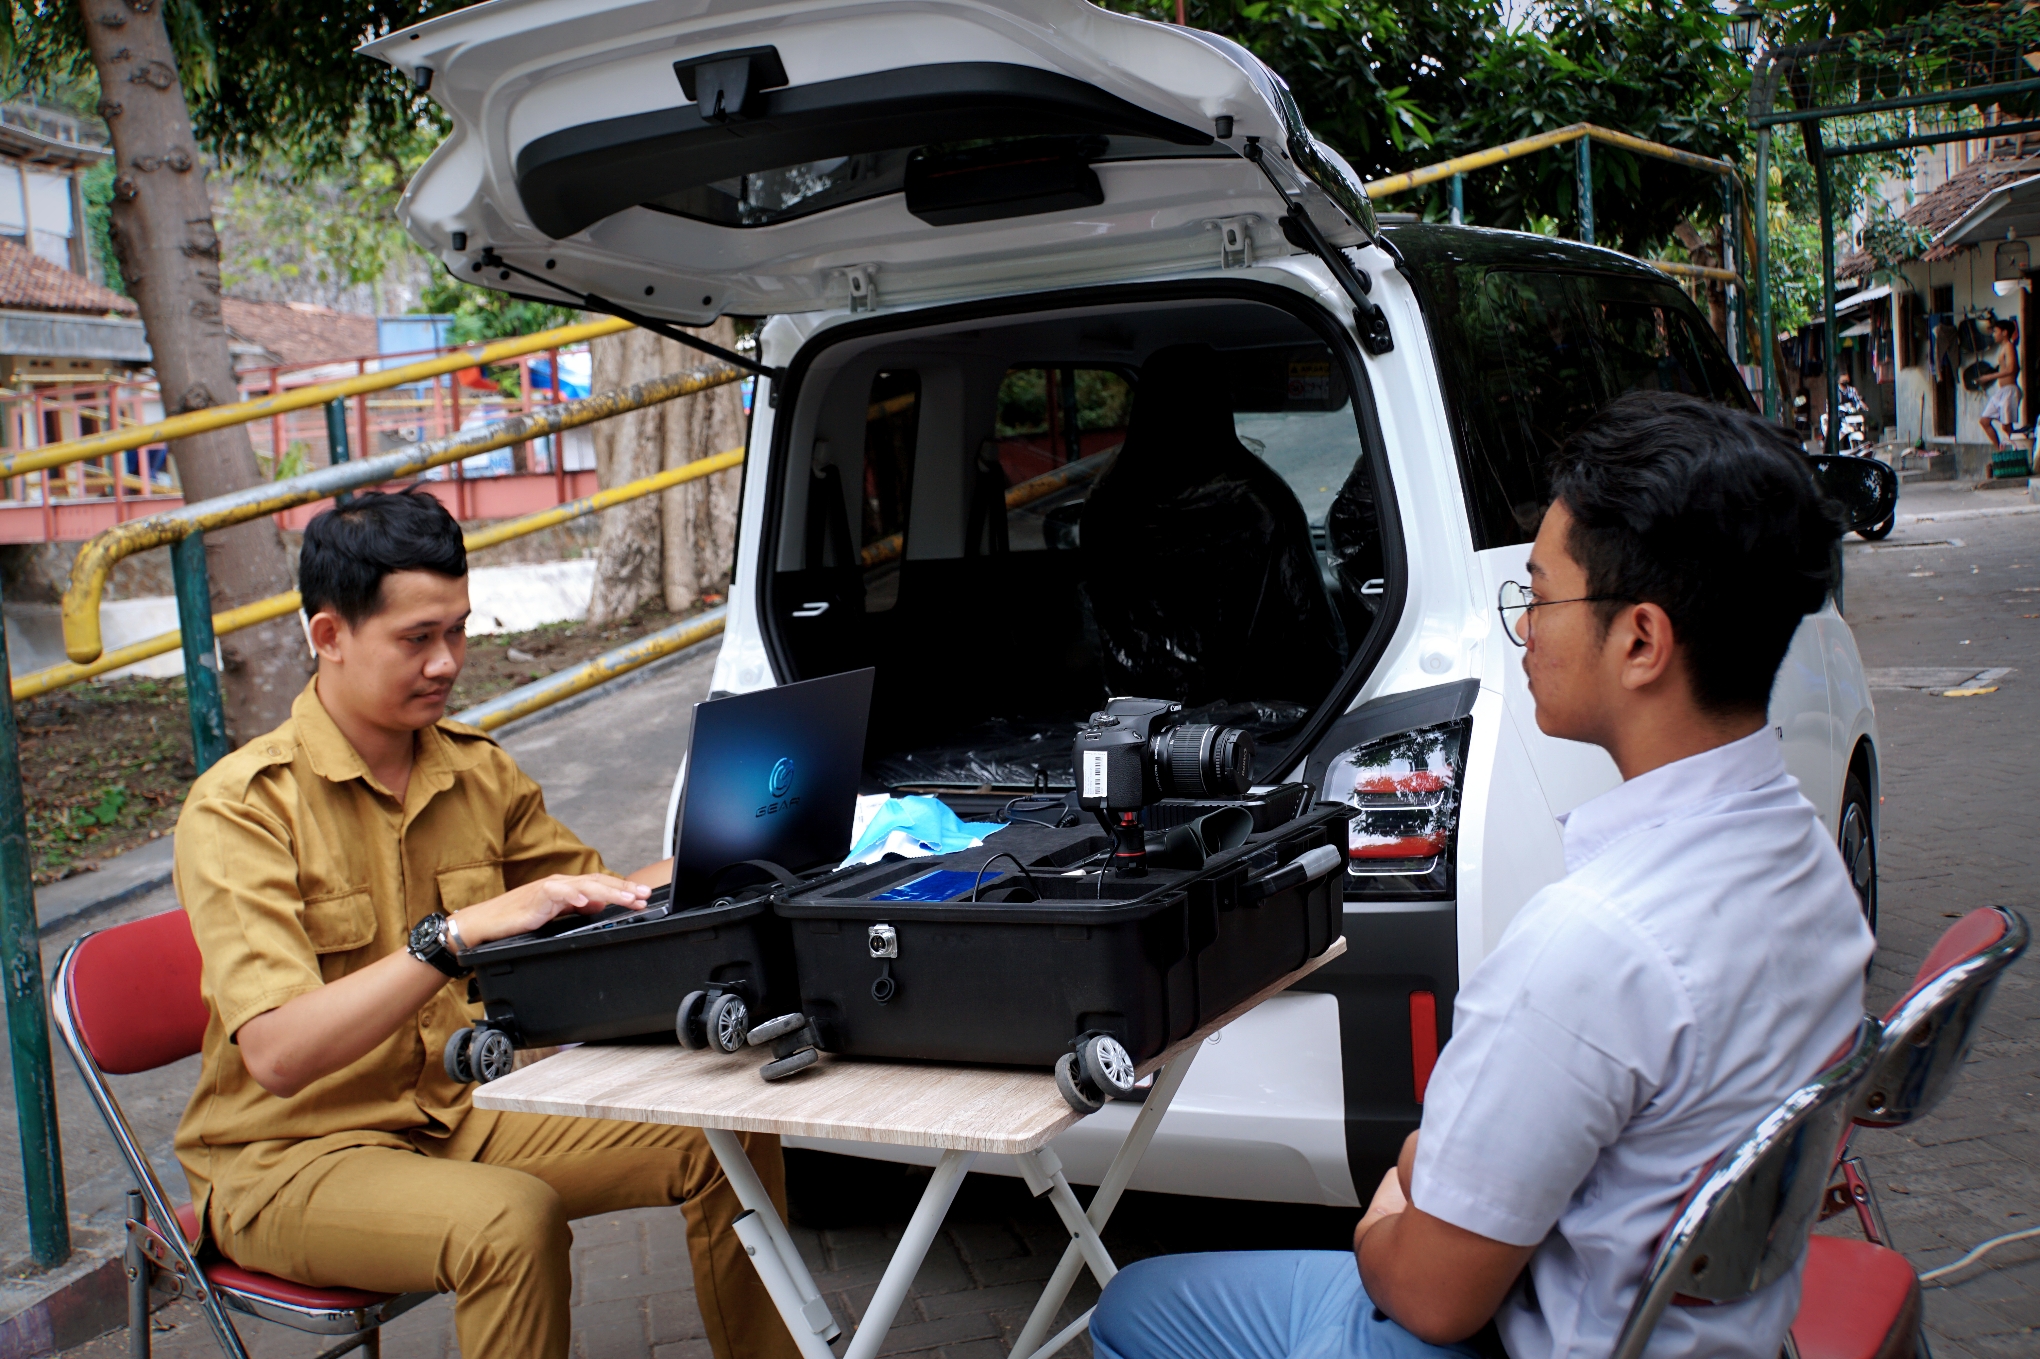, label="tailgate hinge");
[1213,217,1256,270]
[837,265,879,313]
